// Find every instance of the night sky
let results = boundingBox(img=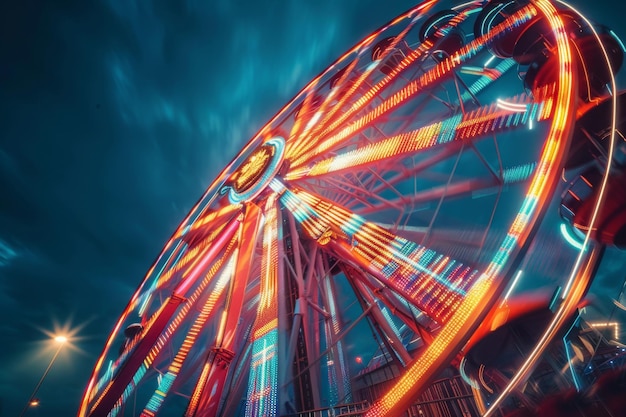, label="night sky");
[2,1,626,416]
